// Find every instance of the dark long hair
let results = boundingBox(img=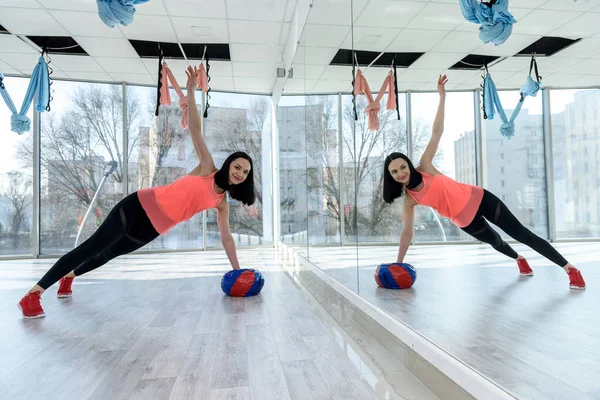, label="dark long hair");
[214,152,256,206]
[382,152,422,204]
